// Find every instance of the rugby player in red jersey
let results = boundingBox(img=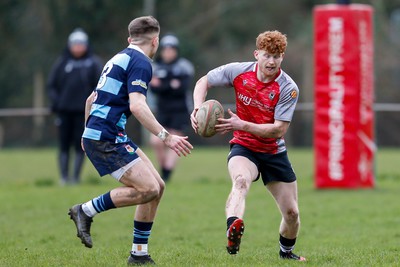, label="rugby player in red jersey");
[191,30,306,261]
